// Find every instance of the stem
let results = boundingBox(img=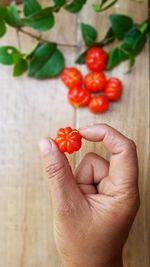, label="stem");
[93,0,118,12]
[18,28,82,48]
[51,4,61,12]
[51,0,75,12]
[100,0,118,11]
